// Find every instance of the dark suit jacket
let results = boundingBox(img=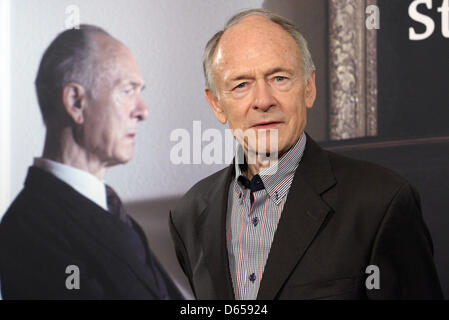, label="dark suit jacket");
[0,167,182,299]
[169,134,443,299]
